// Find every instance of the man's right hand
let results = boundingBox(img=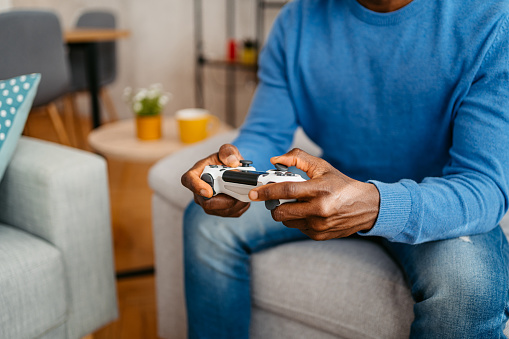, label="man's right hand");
[181,144,251,218]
